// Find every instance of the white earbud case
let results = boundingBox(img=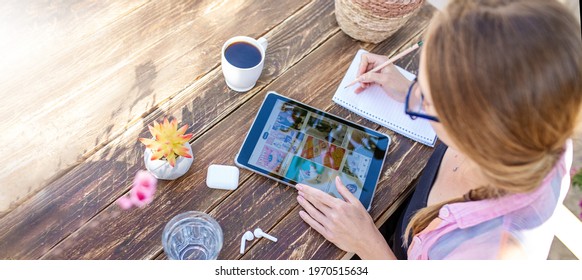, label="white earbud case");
[206,164,240,190]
